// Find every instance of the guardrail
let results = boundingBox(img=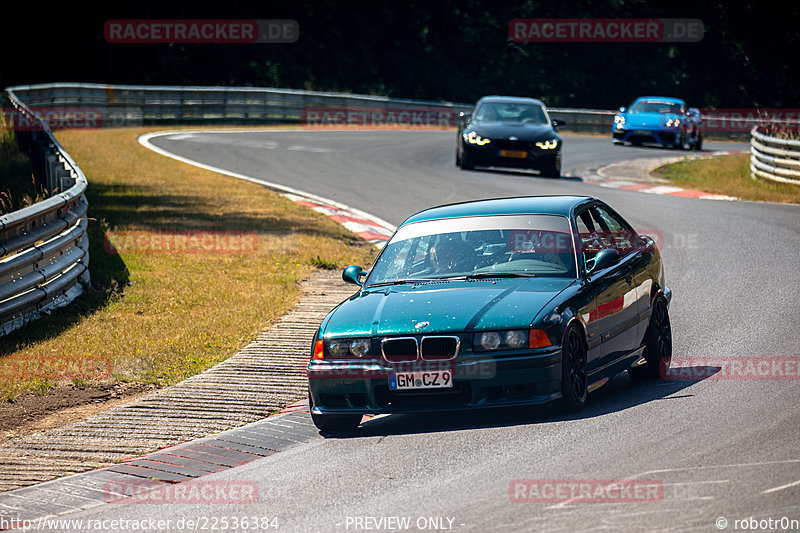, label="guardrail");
[750,126,800,185]
[6,82,616,134]
[6,82,472,127]
[0,89,90,335]
[10,83,774,140]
